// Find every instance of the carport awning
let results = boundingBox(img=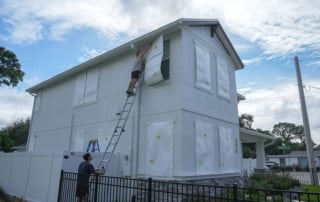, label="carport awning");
[240,127,274,143]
